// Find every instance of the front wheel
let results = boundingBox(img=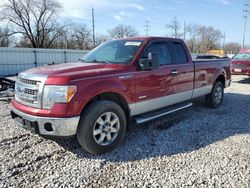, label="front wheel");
[77,100,127,155]
[206,81,224,108]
